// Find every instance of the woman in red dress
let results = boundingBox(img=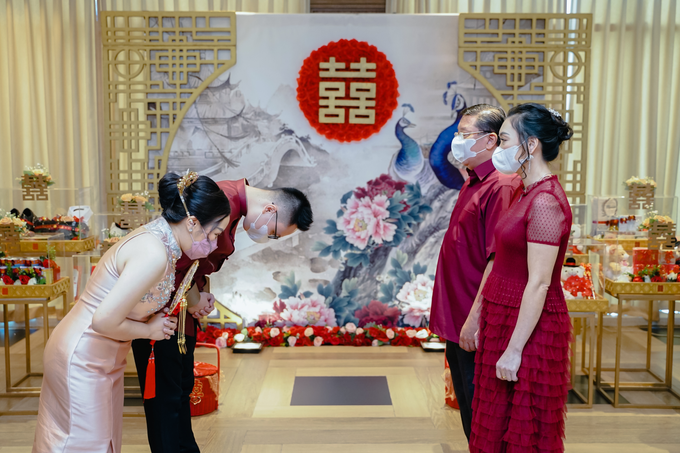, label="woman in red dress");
[468,103,574,453]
